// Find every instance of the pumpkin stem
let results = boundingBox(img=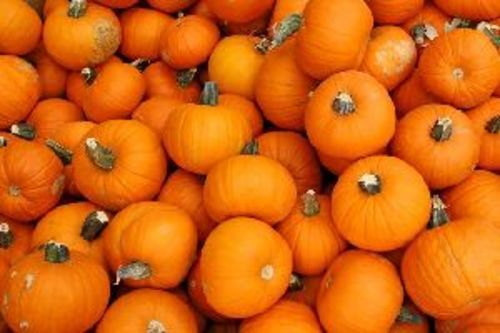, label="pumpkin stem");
[288,273,304,292]
[176,68,198,88]
[200,81,219,106]
[256,14,303,53]
[358,173,382,195]
[147,320,166,333]
[430,117,453,142]
[46,139,73,166]
[397,305,423,324]
[44,242,70,263]
[241,140,259,155]
[0,136,7,148]
[332,92,356,115]
[411,24,438,45]
[130,58,151,72]
[260,264,275,281]
[115,261,152,285]
[81,67,97,85]
[67,0,87,18]
[429,195,450,229]
[486,115,500,134]
[0,223,14,249]
[80,211,109,241]
[85,138,116,171]
[477,22,500,47]
[10,123,36,140]
[302,189,320,217]
[445,17,474,32]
